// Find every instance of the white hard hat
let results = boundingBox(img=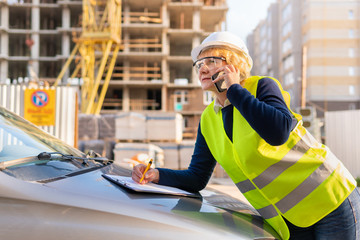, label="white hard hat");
[191,31,253,70]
